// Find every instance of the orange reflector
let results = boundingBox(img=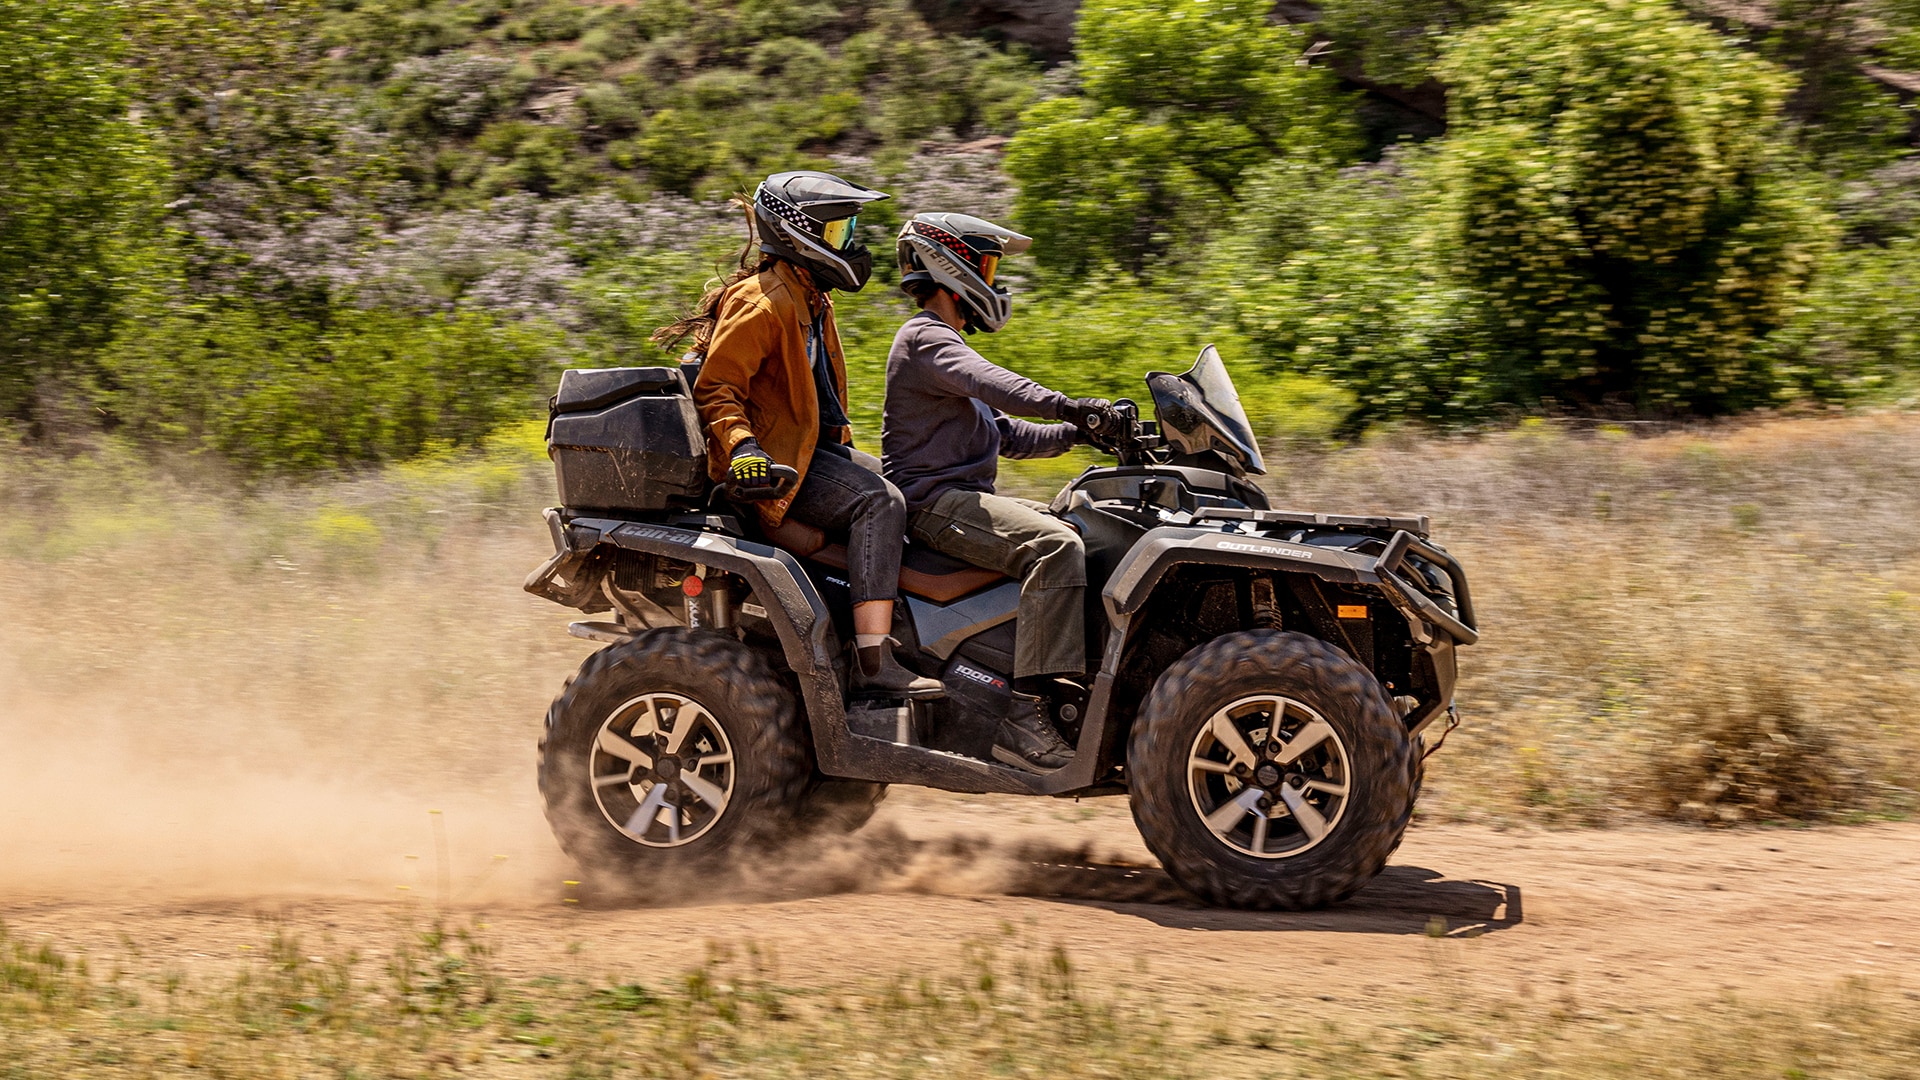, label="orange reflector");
[1336,604,1368,619]
[681,575,704,598]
